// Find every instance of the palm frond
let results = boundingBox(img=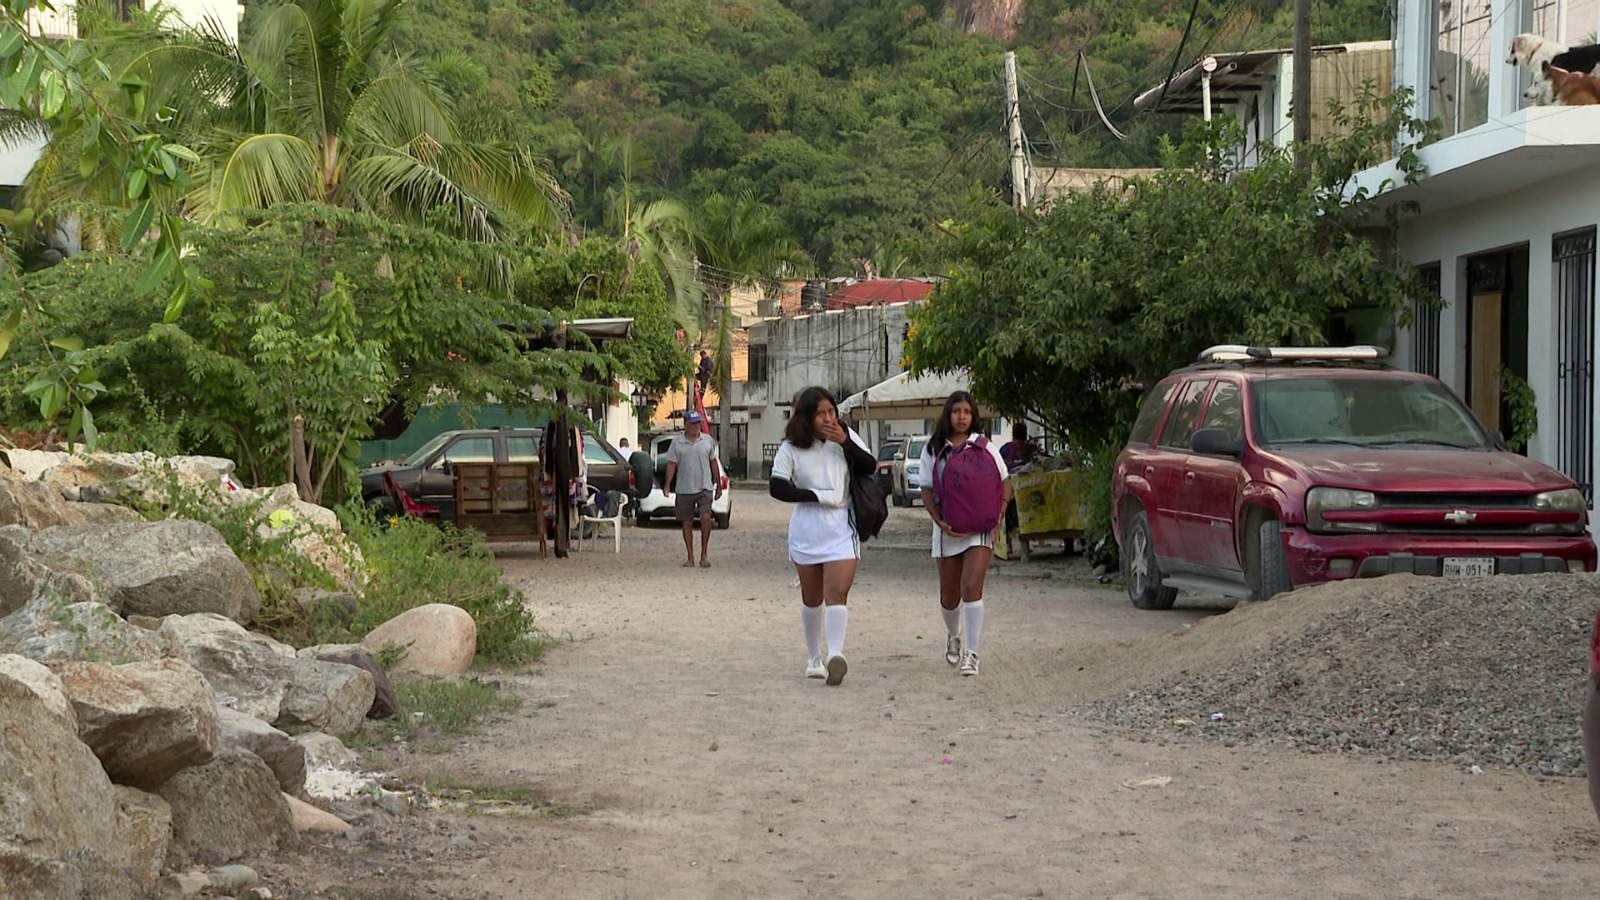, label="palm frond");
[344,72,456,147]
[247,0,341,142]
[195,133,321,221]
